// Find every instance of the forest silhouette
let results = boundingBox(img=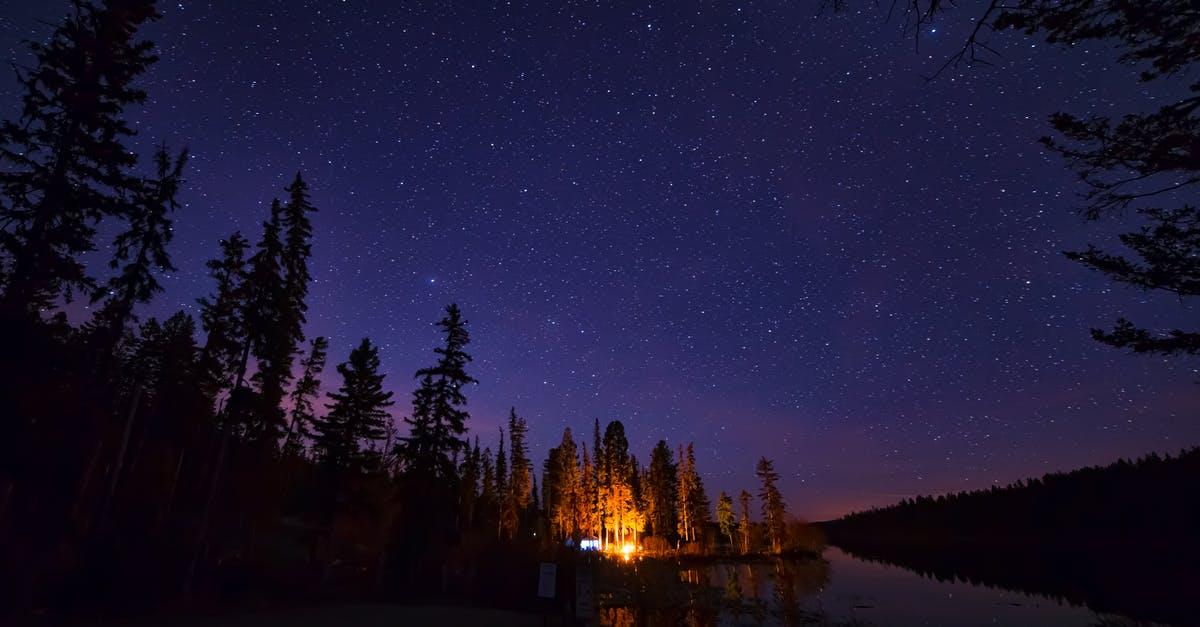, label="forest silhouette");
[823,449,1200,626]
